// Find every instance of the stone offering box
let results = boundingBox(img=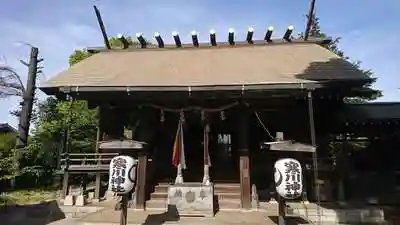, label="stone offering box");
[167,182,214,217]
